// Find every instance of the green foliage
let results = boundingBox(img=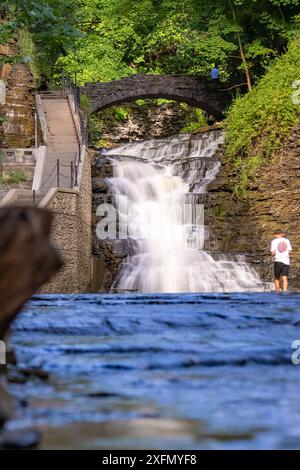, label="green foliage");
[180,108,208,133]
[54,0,138,83]
[135,99,146,106]
[51,0,300,85]
[113,107,131,121]
[17,29,40,83]
[80,93,90,112]
[208,206,227,218]
[88,113,102,147]
[135,99,175,106]
[1,0,79,80]
[97,138,110,148]
[156,99,176,105]
[0,170,28,185]
[225,34,300,196]
[2,0,300,87]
